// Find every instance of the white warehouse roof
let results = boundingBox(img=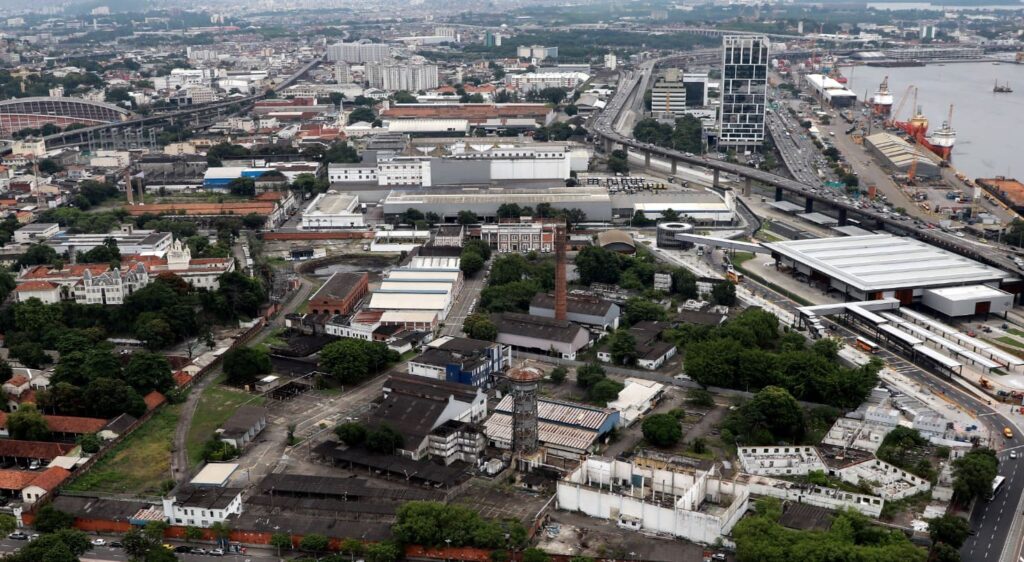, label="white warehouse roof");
[764,234,1012,292]
[369,292,450,311]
